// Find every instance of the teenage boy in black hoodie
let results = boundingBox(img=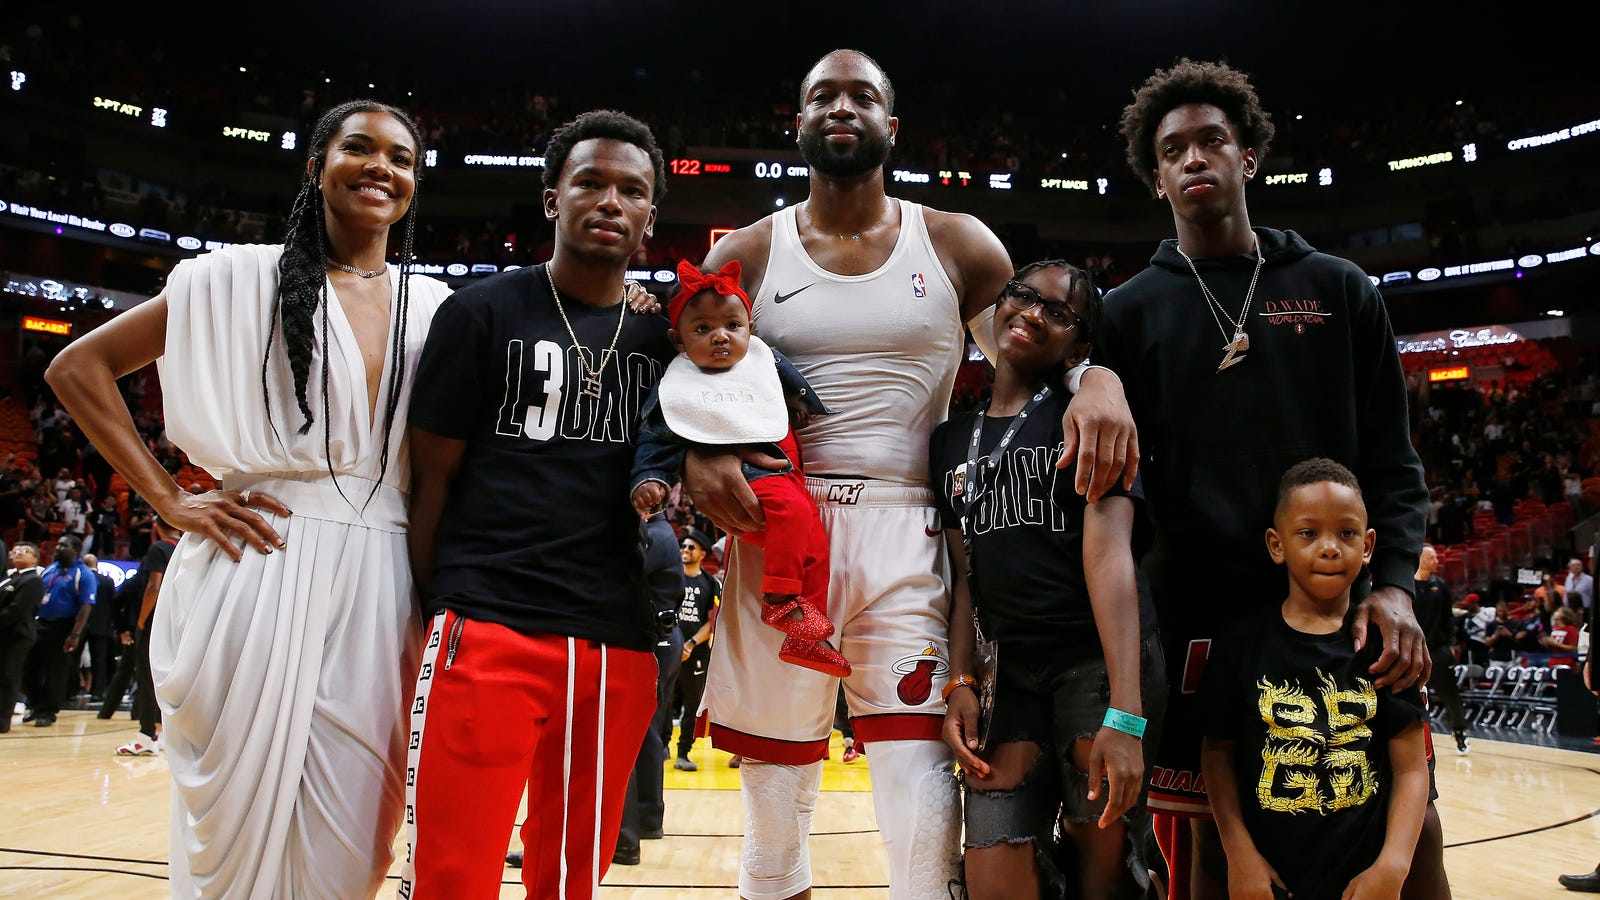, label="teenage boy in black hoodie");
[1069,59,1443,899]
